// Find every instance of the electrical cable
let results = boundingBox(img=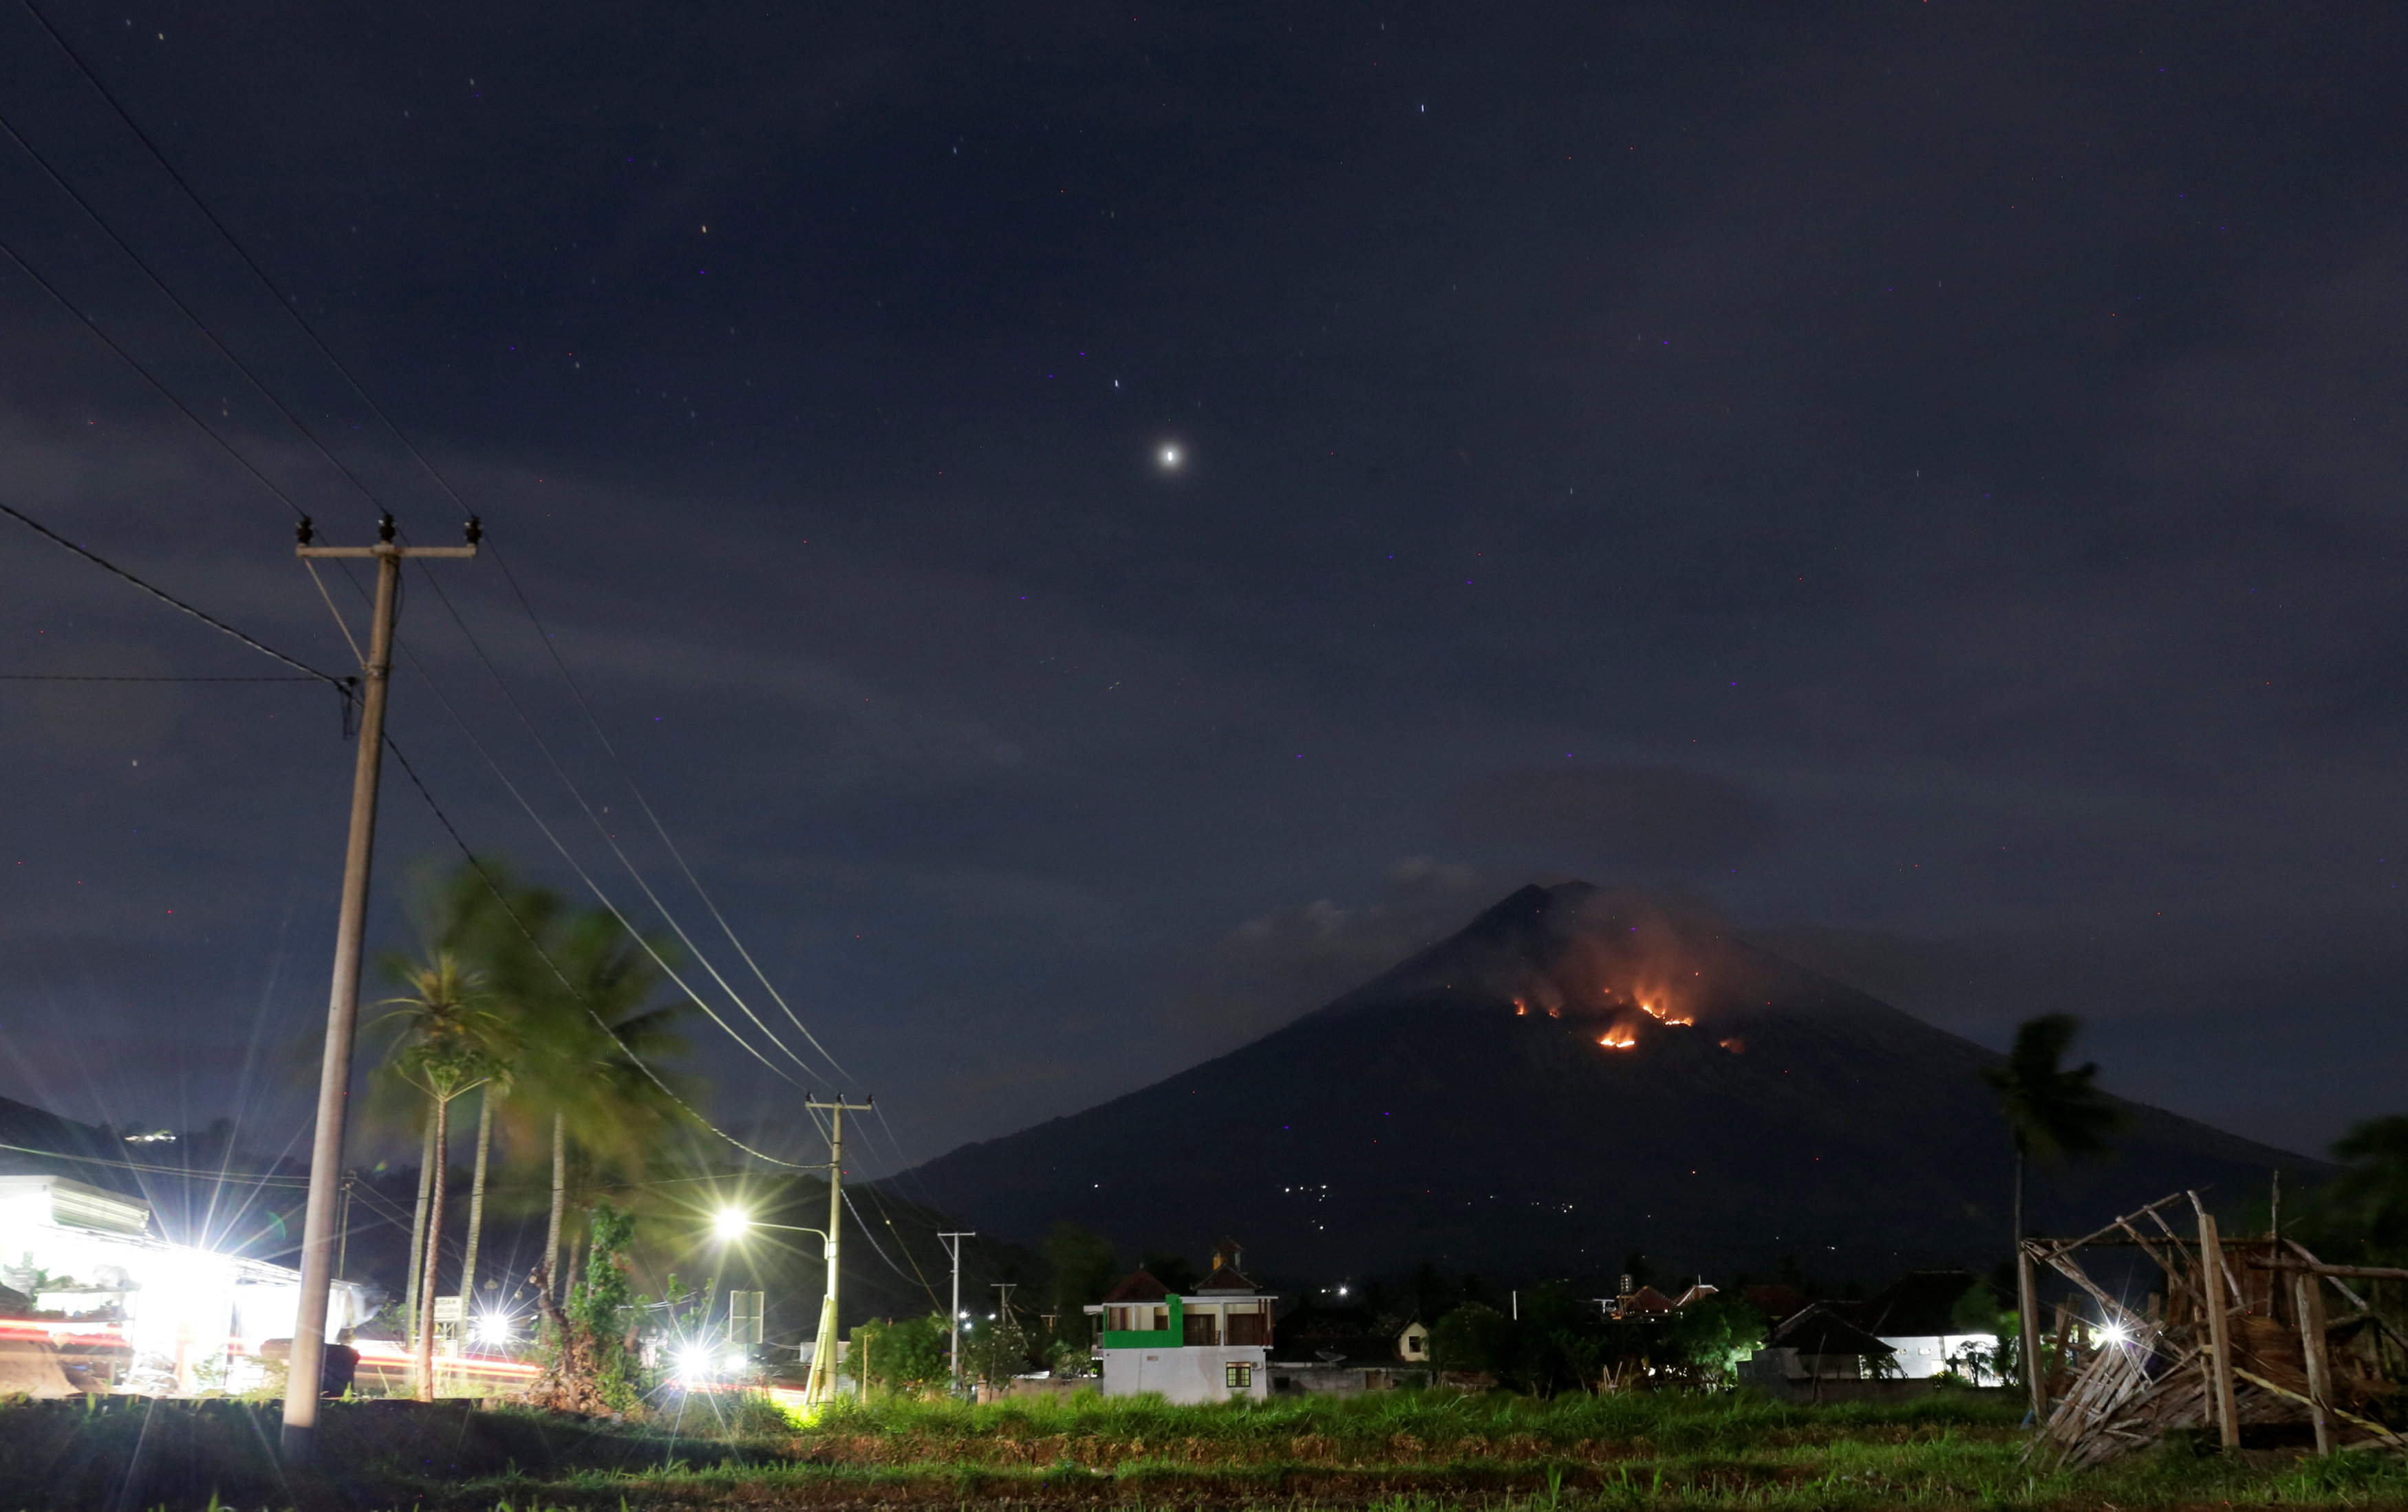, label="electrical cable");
[486,539,853,1084]
[0,1138,310,1185]
[0,237,324,523]
[408,556,839,1090]
[385,633,816,1093]
[378,731,817,1171]
[0,673,318,681]
[0,499,350,684]
[0,107,387,521]
[20,0,476,519]
[840,1185,940,1305]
